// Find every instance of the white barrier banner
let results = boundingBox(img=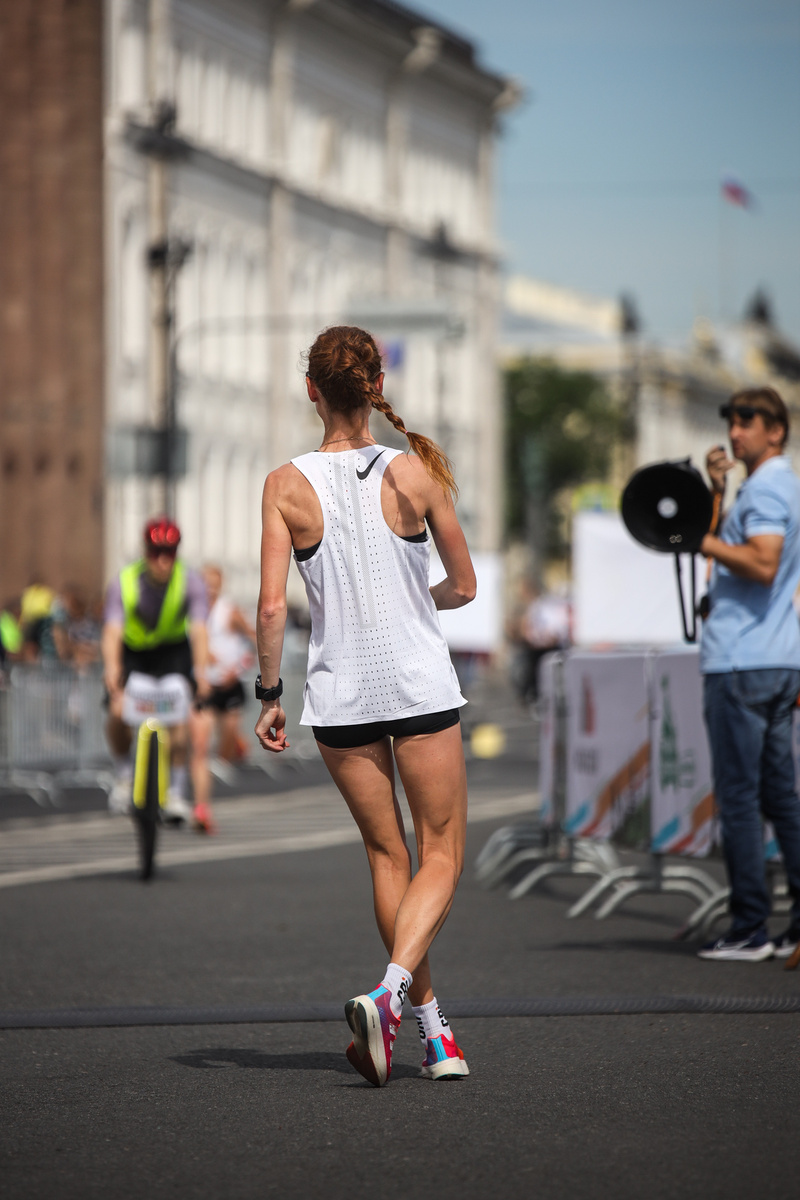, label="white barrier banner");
[650,650,716,857]
[538,652,559,827]
[564,653,650,839]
